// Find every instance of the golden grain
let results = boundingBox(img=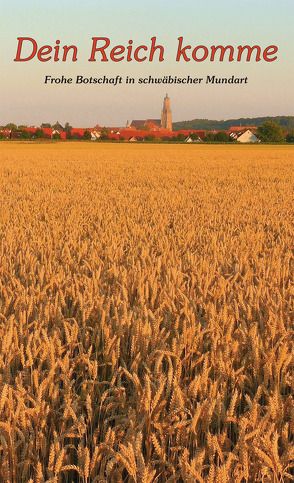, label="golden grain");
[0,143,293,482]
